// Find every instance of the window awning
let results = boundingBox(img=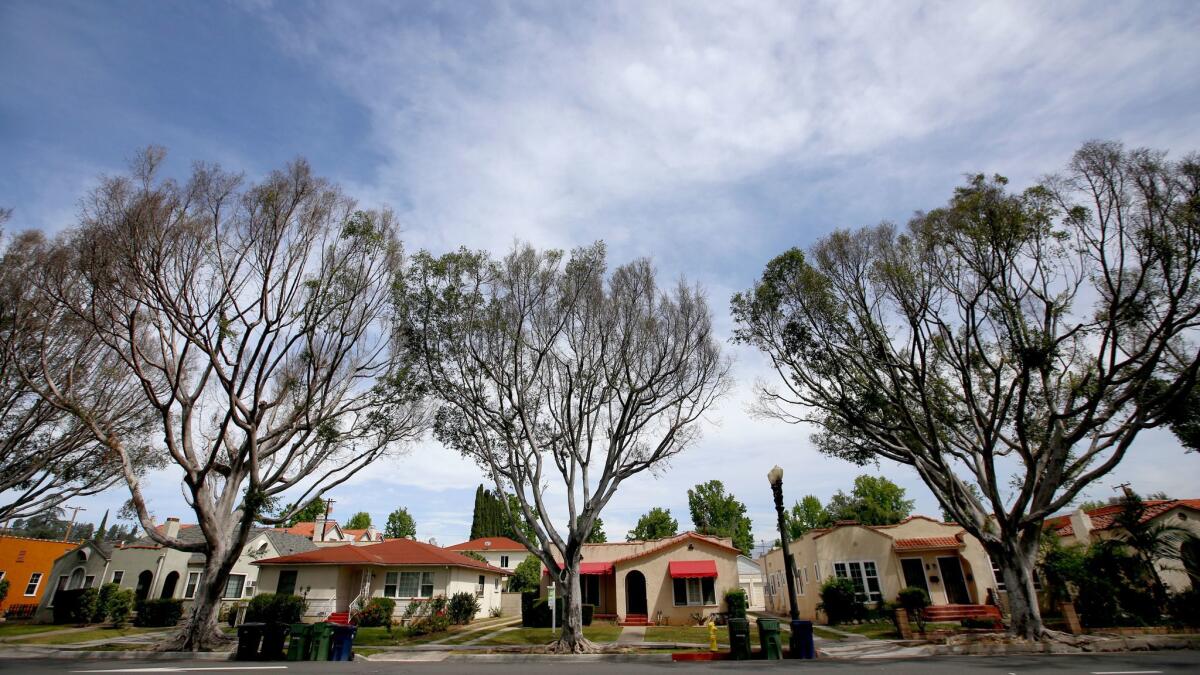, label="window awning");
[669,560,718,578]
